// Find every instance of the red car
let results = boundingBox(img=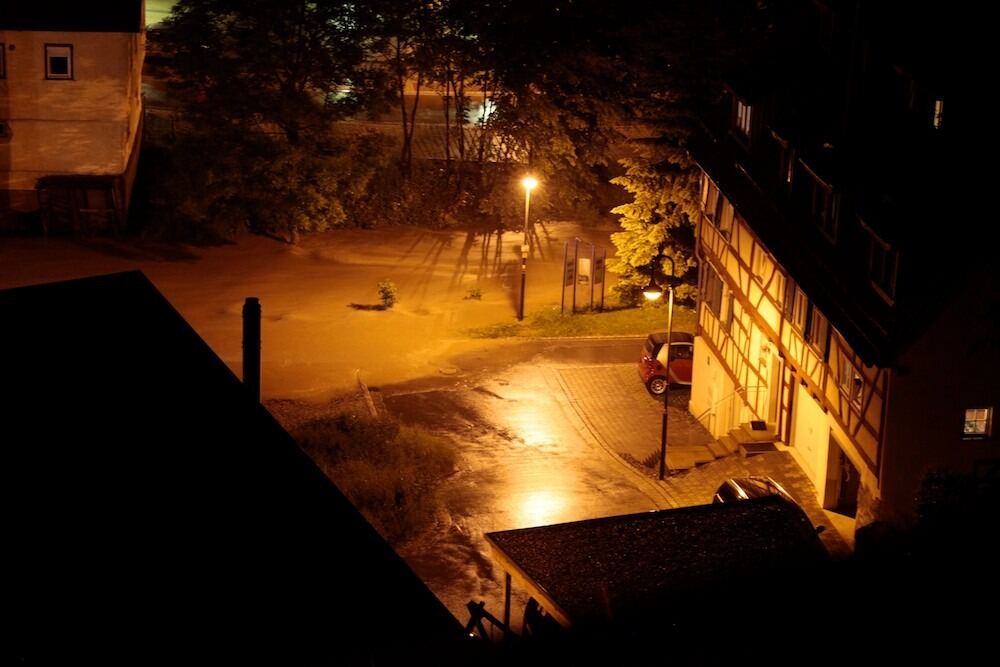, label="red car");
[638,331,694,395]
